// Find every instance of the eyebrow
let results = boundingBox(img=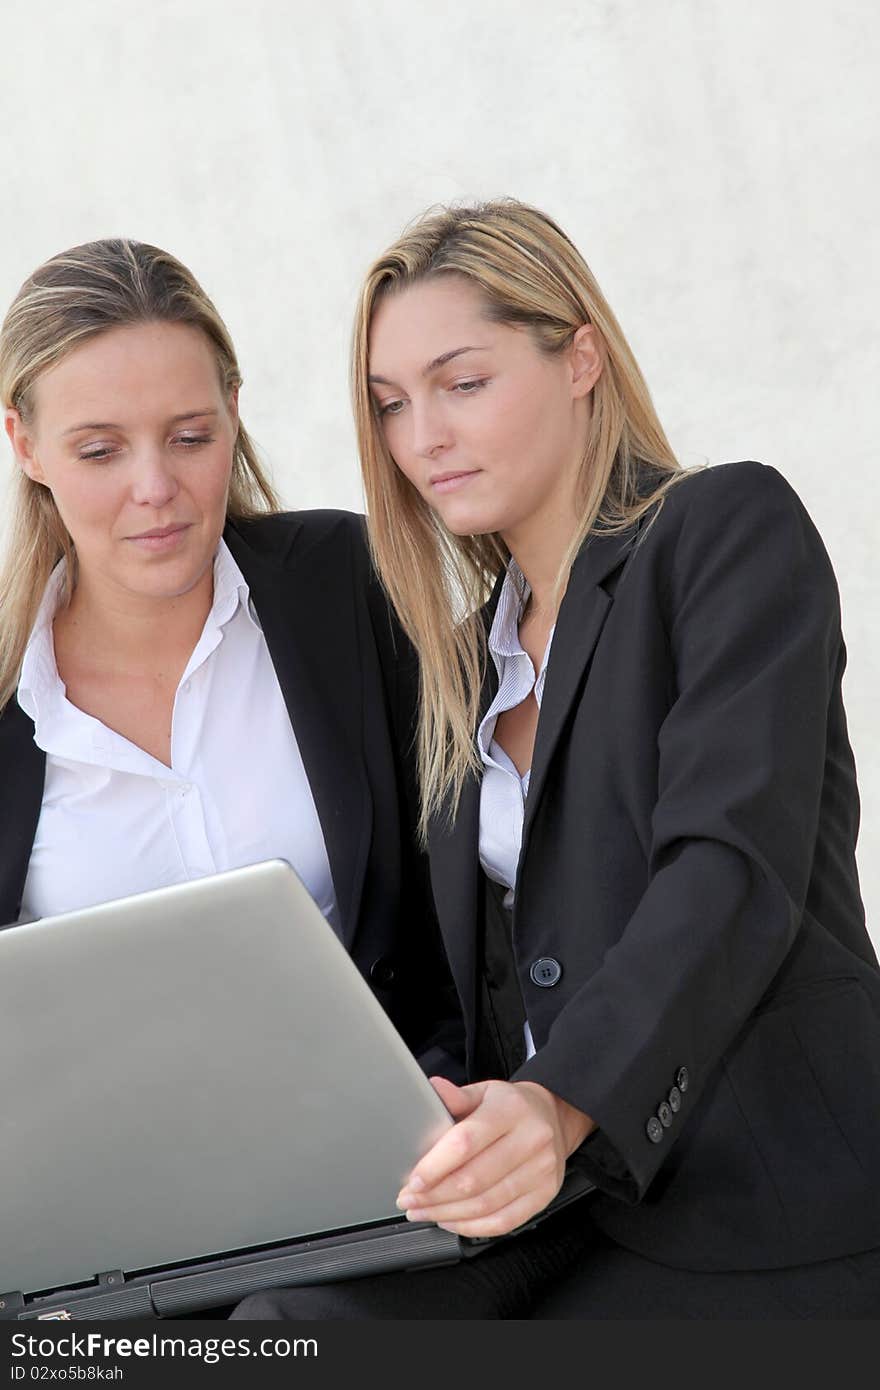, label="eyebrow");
[368,346,489,386]
[62,408,219,436]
